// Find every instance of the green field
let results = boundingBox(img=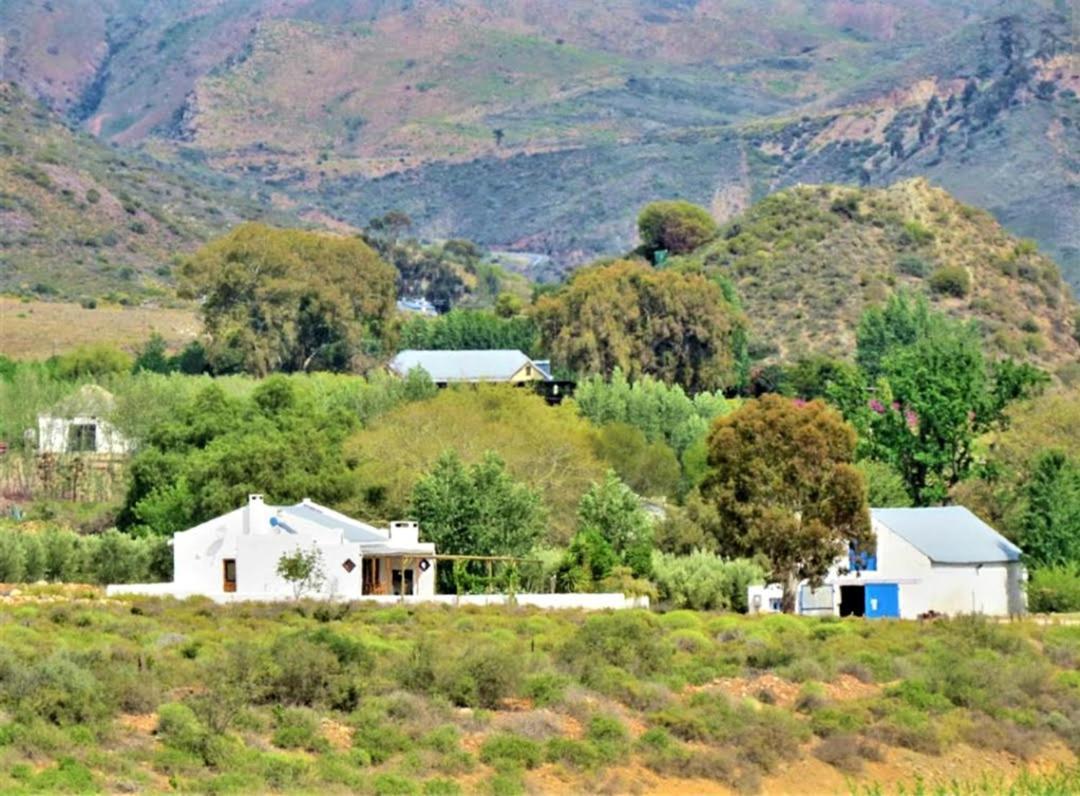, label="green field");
[0,594,1077,795]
